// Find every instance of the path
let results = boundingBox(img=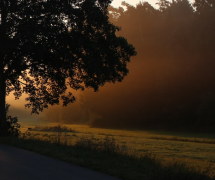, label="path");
[0,143,121,180]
